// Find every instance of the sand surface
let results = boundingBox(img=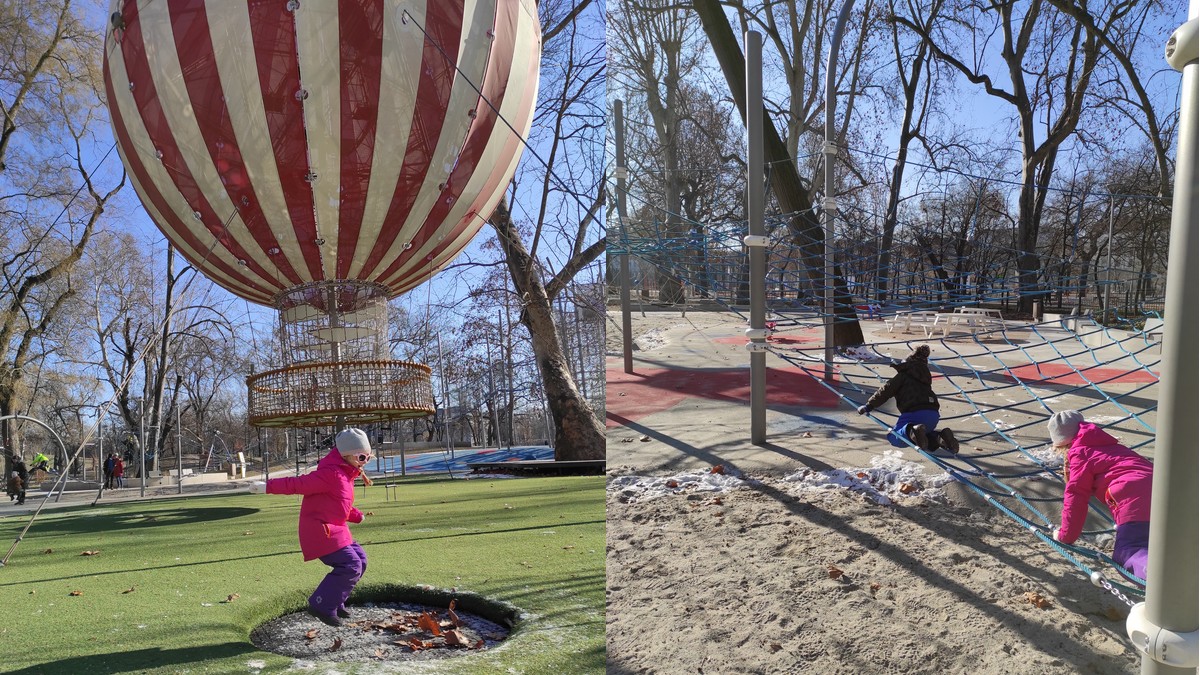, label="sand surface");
[605,306,1149,674]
